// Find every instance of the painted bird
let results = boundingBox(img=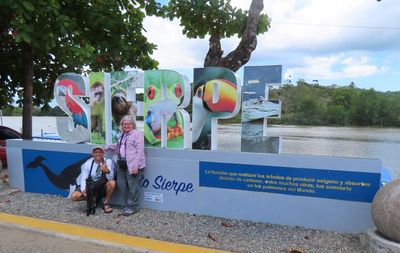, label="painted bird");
[192,79,238,143]
[57,79,88,129]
